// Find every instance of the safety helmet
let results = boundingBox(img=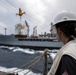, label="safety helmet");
[53,10,76,25]
[51,10,76,37]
